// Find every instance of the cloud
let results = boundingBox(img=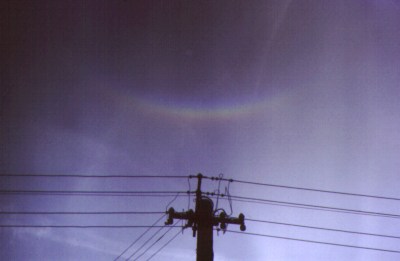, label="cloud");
[14,227,122,257]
